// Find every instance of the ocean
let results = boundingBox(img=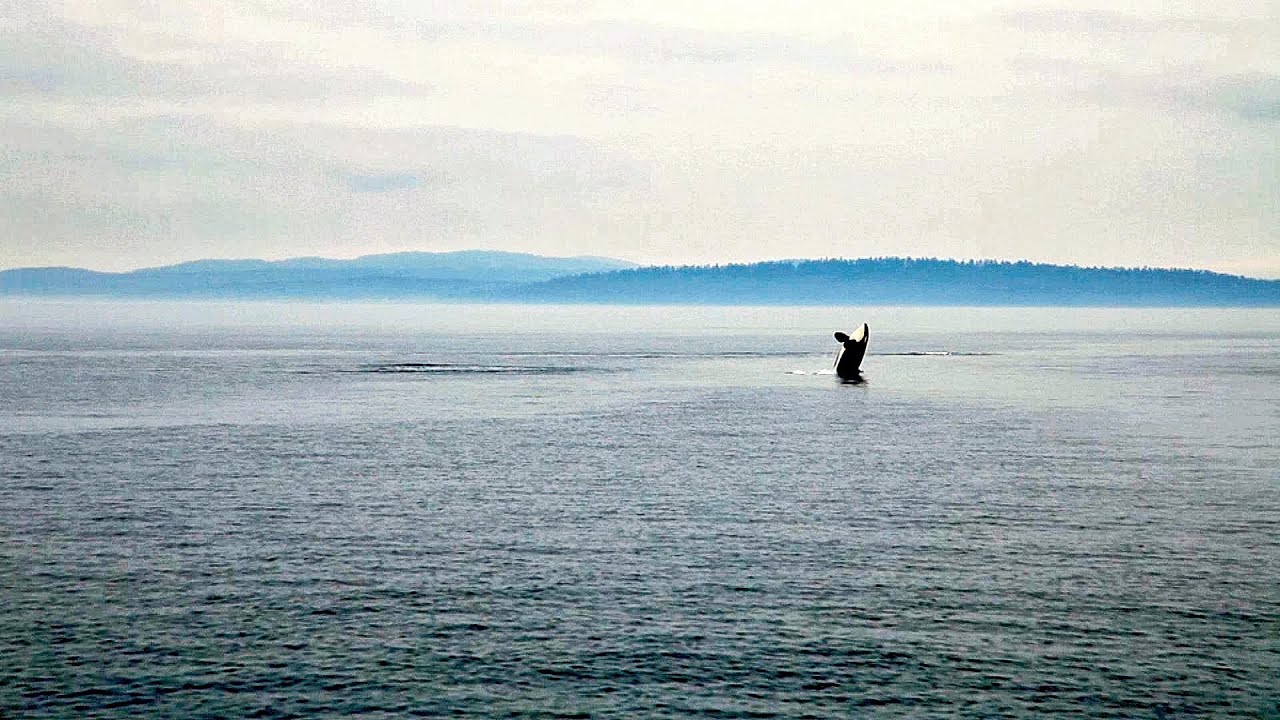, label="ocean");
[1,301,1277,718]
